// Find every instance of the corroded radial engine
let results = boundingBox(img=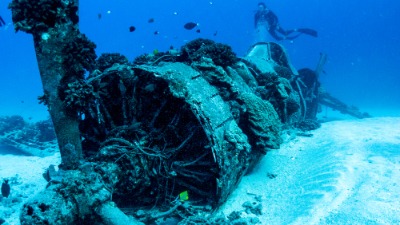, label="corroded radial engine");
[78,41,303,211]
